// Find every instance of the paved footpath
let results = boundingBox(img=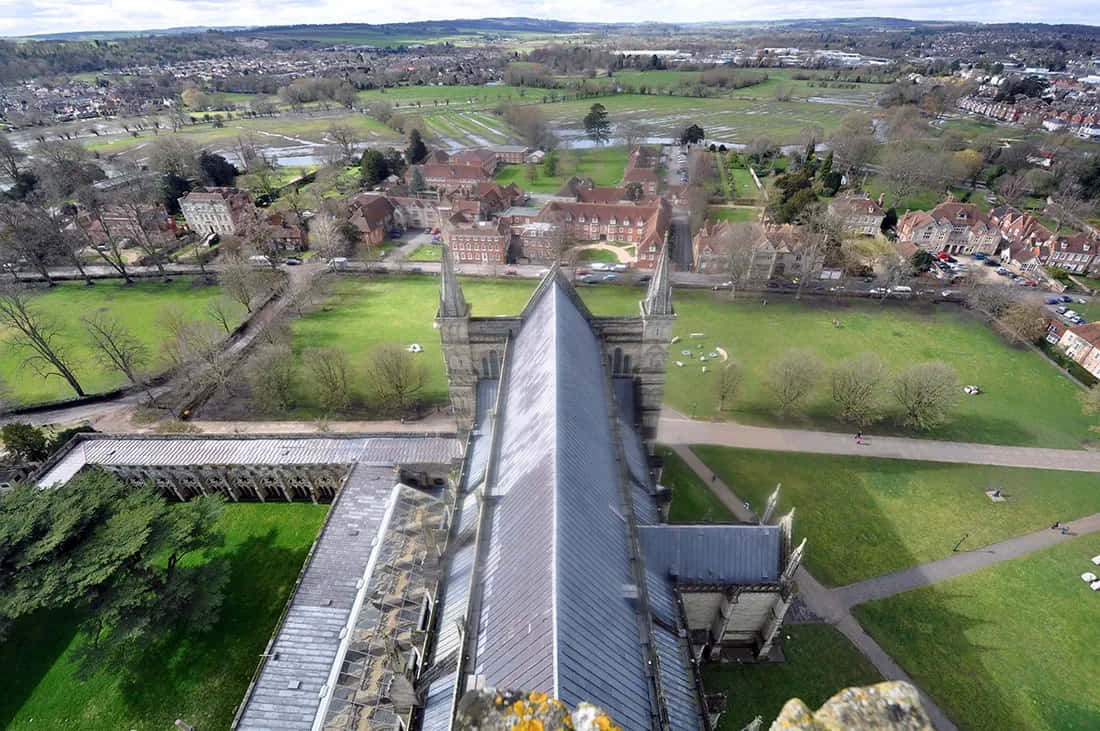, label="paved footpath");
[660,416,1100,472]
